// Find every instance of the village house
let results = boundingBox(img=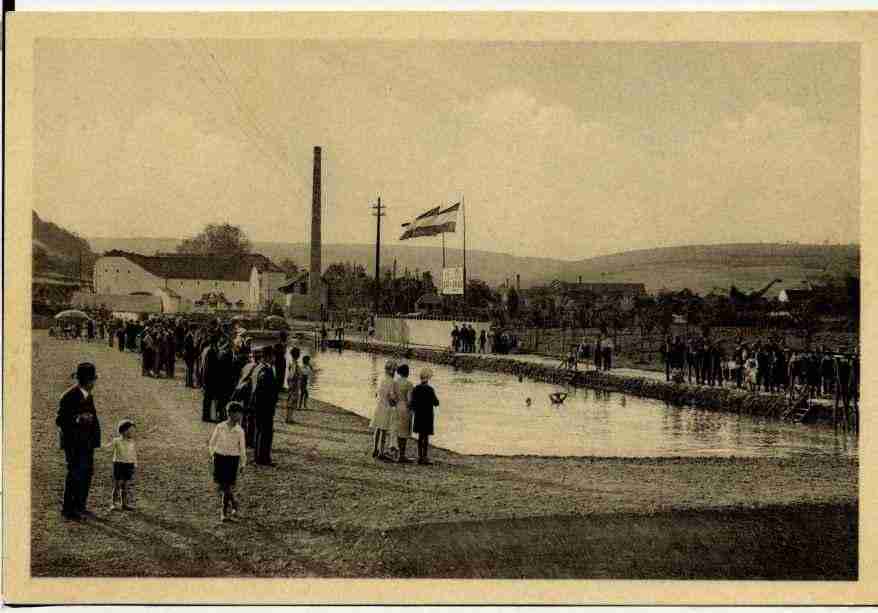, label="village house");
[525,280,646,312]
[415,293,443,314]
[277,271,330,320]
[92,250,287,313]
